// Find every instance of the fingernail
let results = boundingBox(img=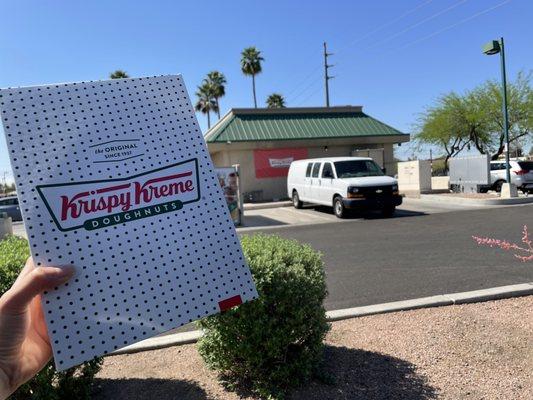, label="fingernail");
[50,265,75,277]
